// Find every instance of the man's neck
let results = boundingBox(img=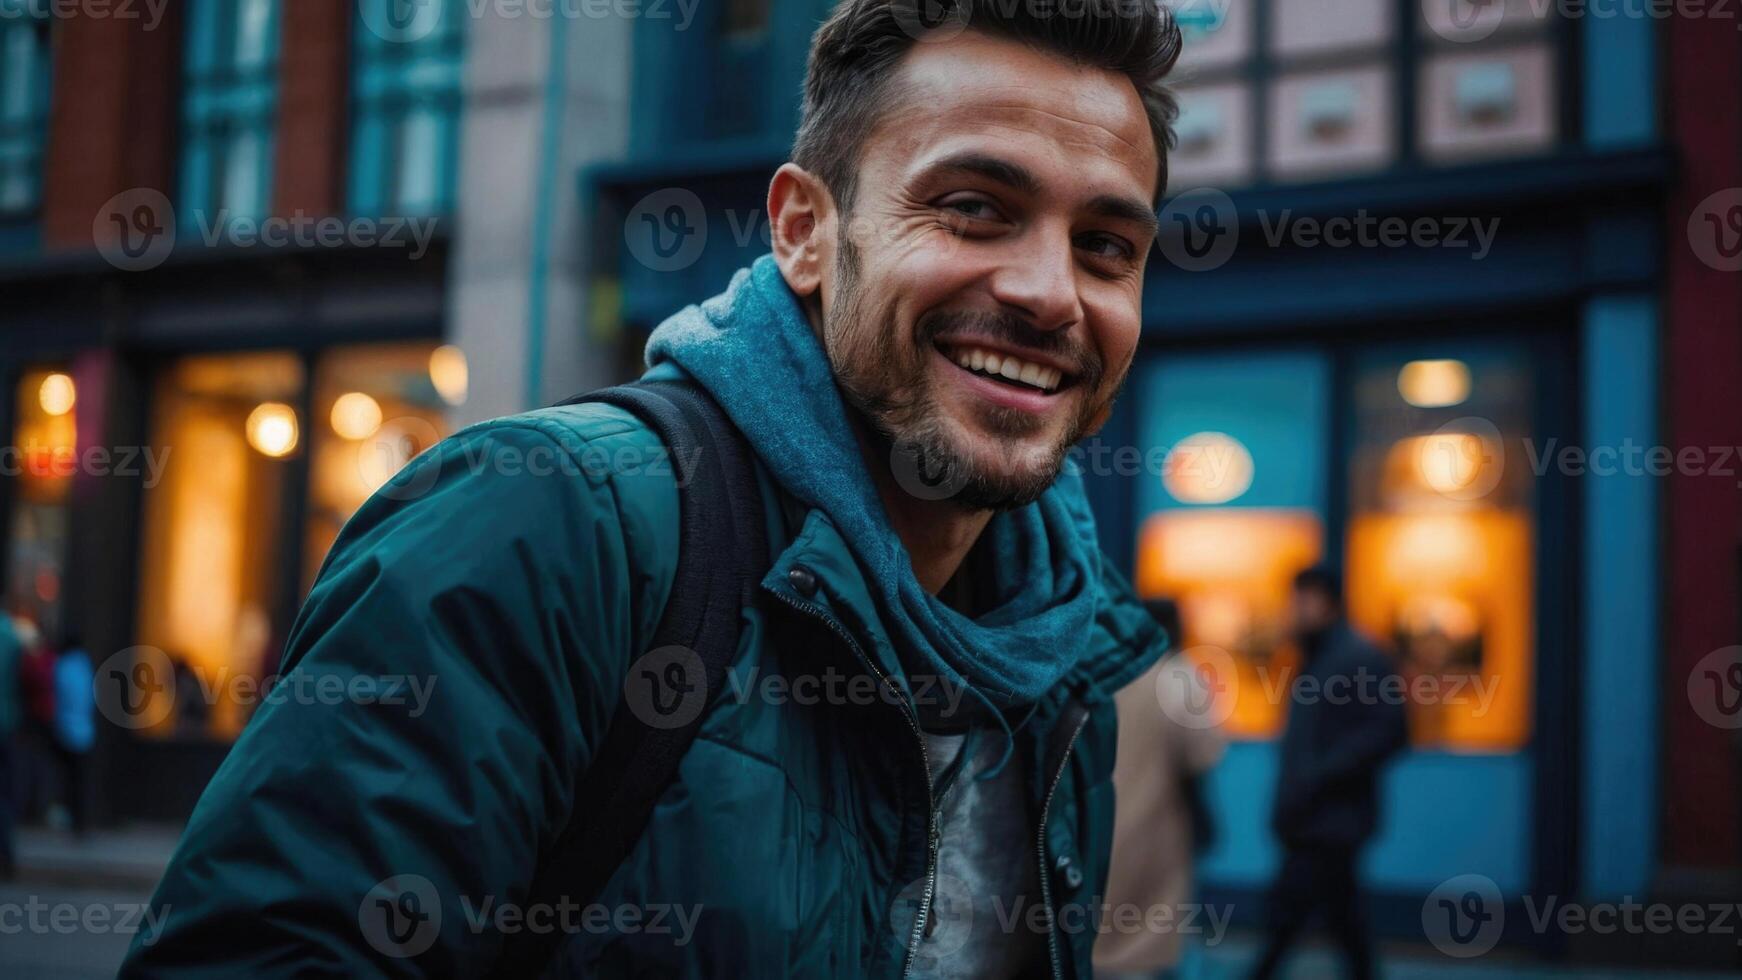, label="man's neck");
[852,421,993,596]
